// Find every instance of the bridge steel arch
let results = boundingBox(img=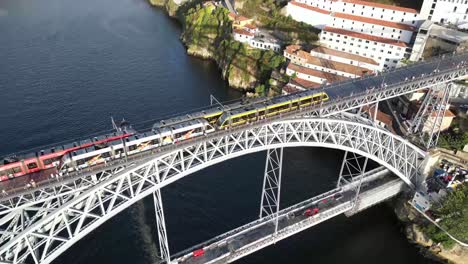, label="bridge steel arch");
[0,117,426,264]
